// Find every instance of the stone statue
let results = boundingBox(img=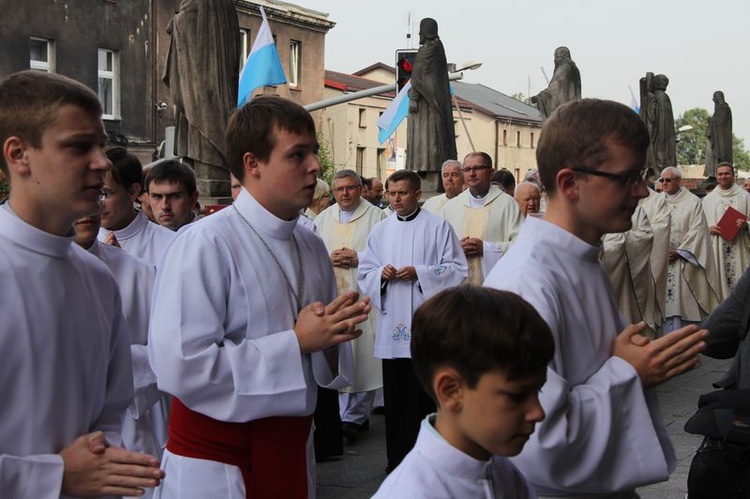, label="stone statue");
[532,46,581,121]
[163,0,239,194]
[640,73,676,174]
[705,91,733,178]
[406,18,456,172]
